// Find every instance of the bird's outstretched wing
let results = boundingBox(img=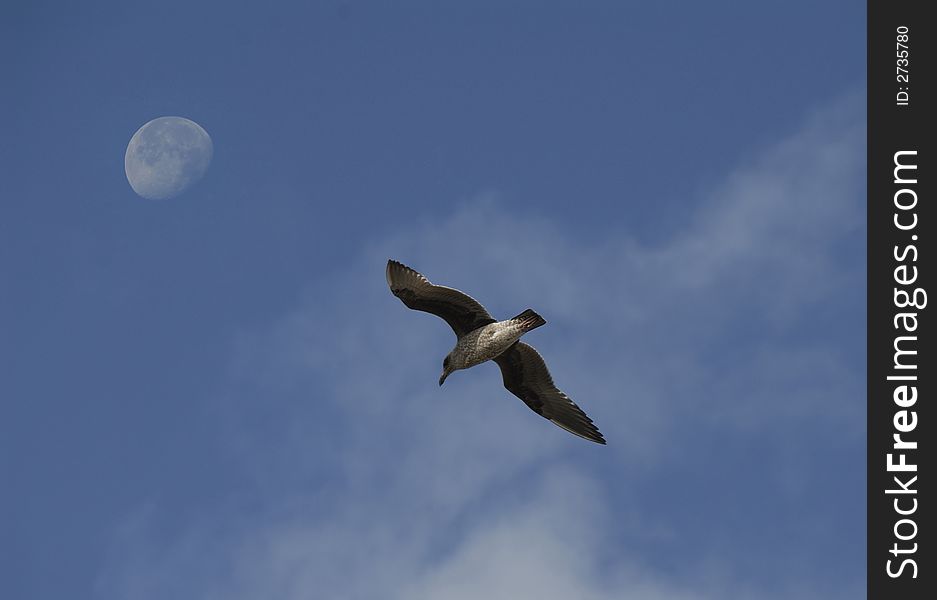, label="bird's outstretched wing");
[386,260,496,337]
[494,342,606,444]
